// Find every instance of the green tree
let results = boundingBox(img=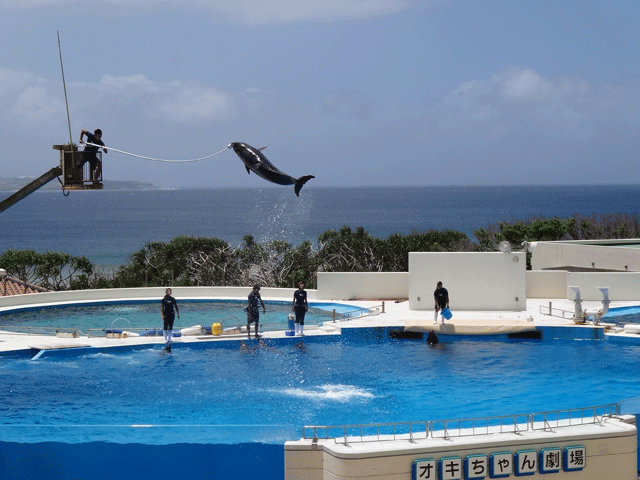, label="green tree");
[316,226,384,272]
[0,249,93,291]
